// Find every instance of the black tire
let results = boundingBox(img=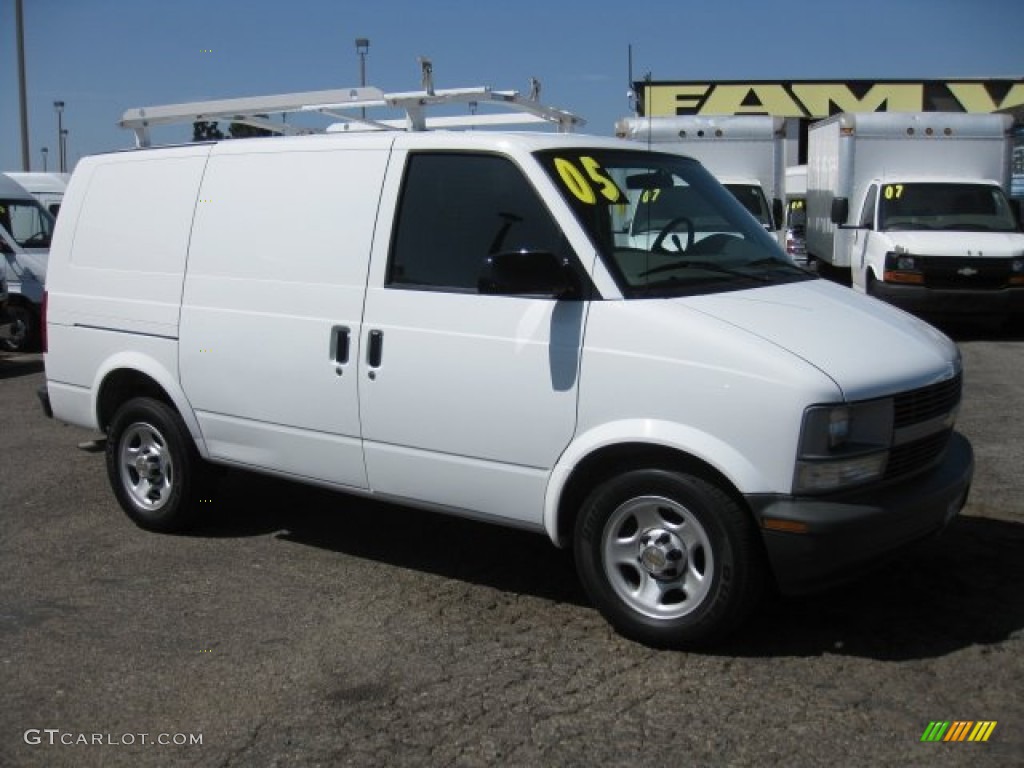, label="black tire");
[574,469,764,649]
[105,397,210,532]
[865,271,879,298]
[0,301,39,353]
